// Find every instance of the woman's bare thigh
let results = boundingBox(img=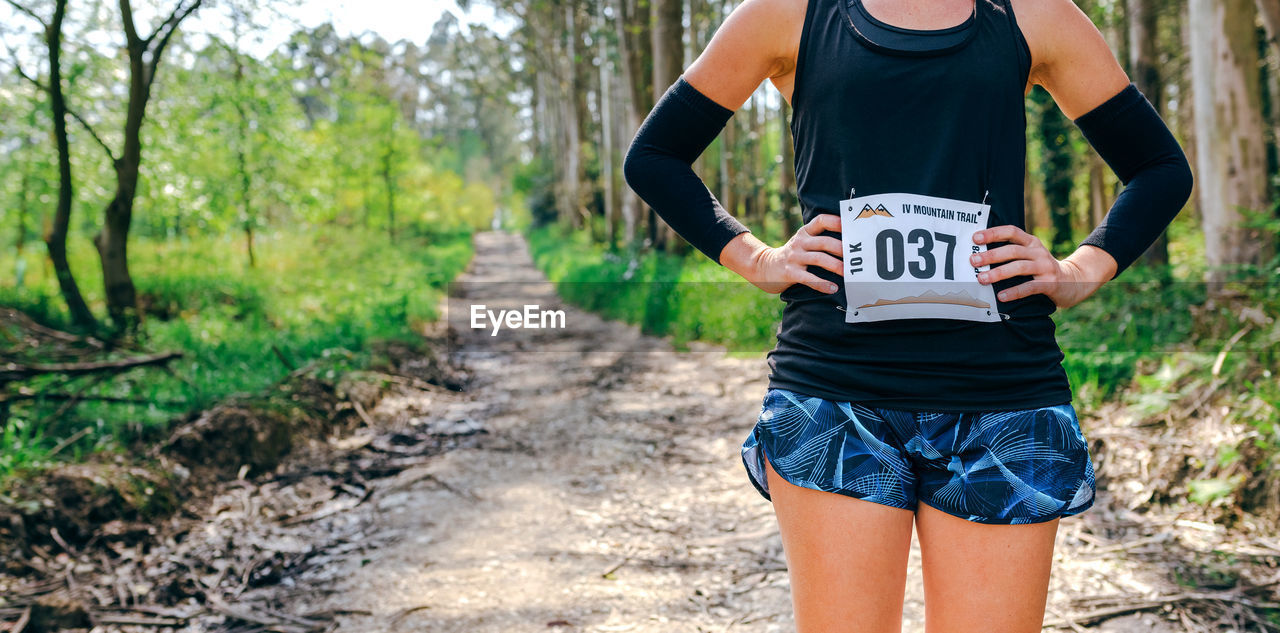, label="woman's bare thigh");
[764,453,916,633]
[915,502,1060,633]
